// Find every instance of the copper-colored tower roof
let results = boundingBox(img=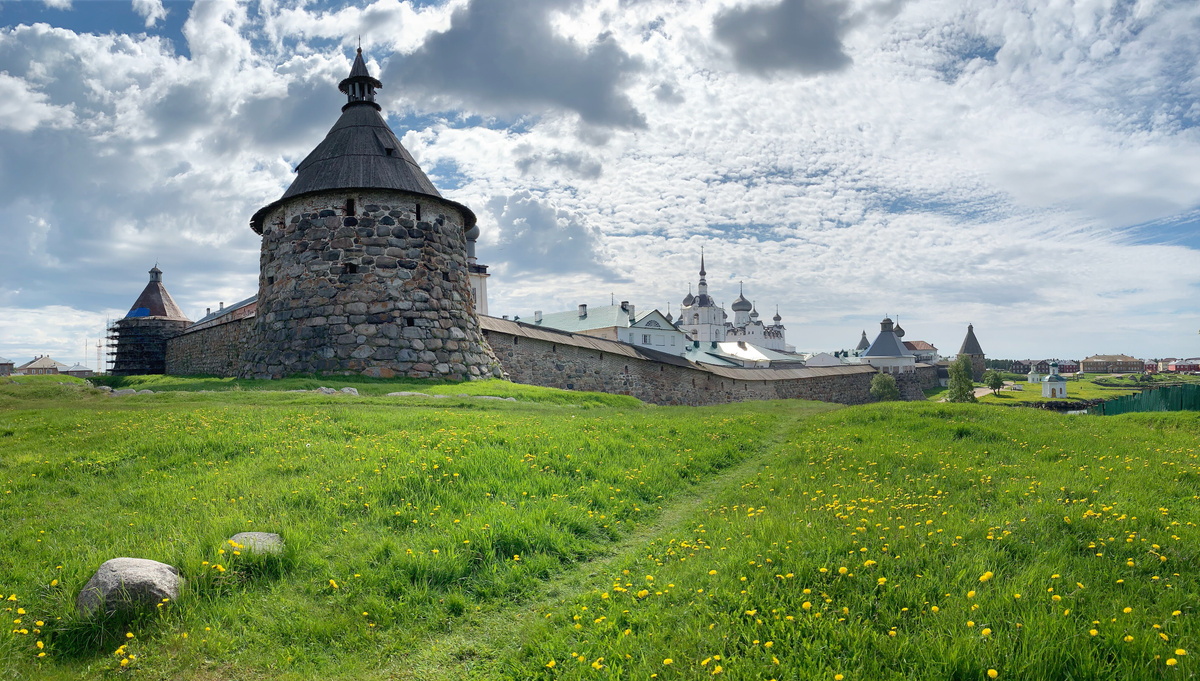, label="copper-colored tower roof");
[125,266,189,321]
